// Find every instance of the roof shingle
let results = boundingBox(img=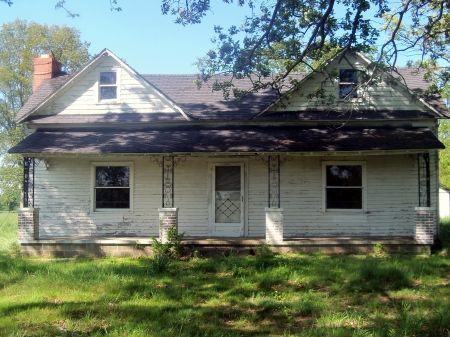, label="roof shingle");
[8,126,444,154]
